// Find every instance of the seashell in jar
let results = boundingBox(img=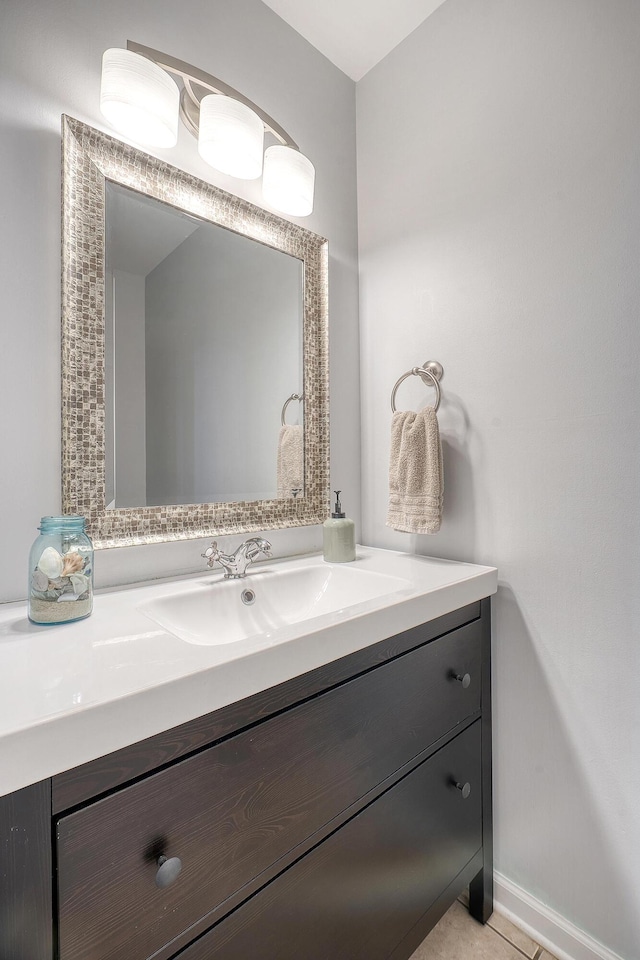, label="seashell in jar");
[37,546,64,580]
[48,578,68,591]
[70,574,89,595]
[61,552,84,576]
[31,570,49,593]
